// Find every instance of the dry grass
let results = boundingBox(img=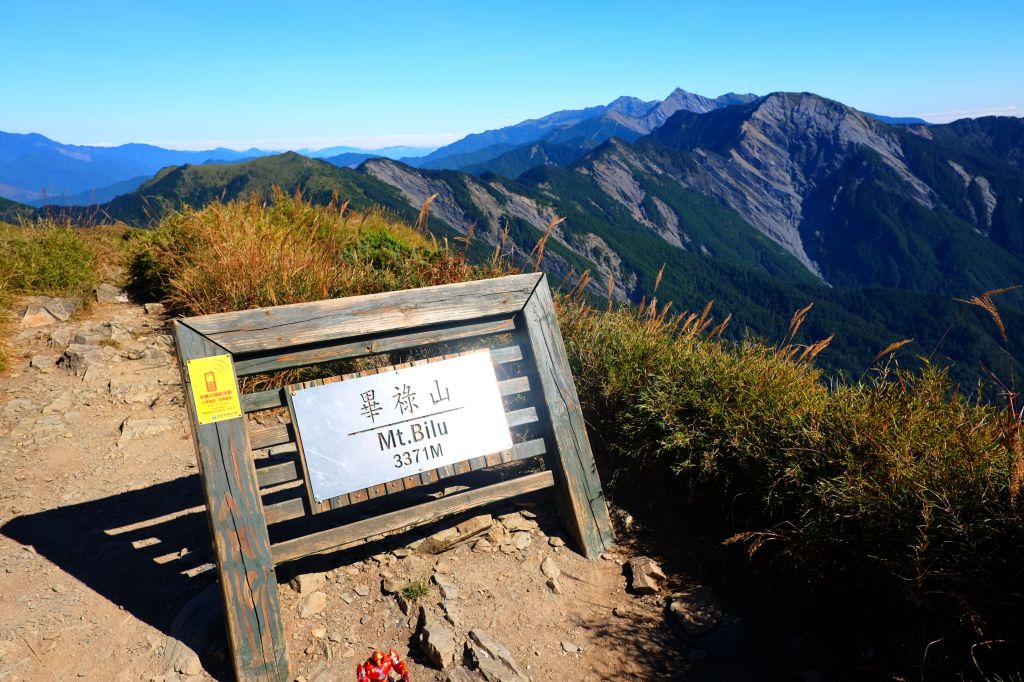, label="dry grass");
[128,189,508,316]
[558,283,1024,674]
